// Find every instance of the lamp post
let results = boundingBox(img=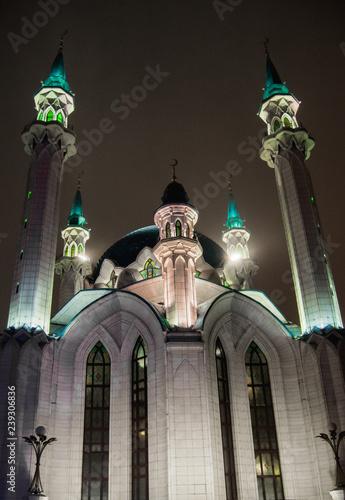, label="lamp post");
[316,422,345,490]
[23,426,57,495]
